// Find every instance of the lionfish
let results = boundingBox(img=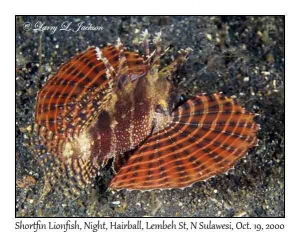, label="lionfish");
[29,30,258,197]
